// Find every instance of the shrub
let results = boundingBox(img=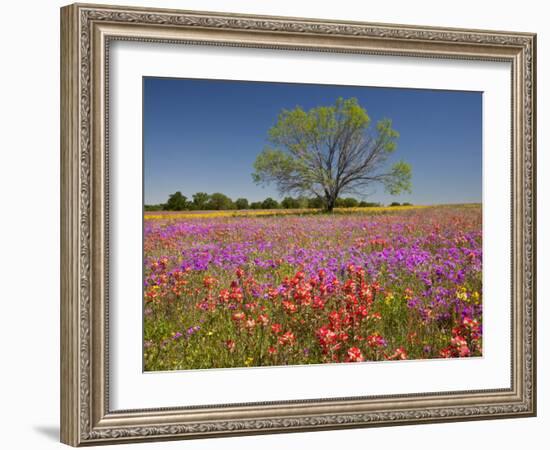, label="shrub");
[235,198,249,210]
[208,193,235,210]
[281,197,300,209]
[164,191,189,211]
[250,201,263,210]
[261,197,279,209]
[358,201,381,208]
